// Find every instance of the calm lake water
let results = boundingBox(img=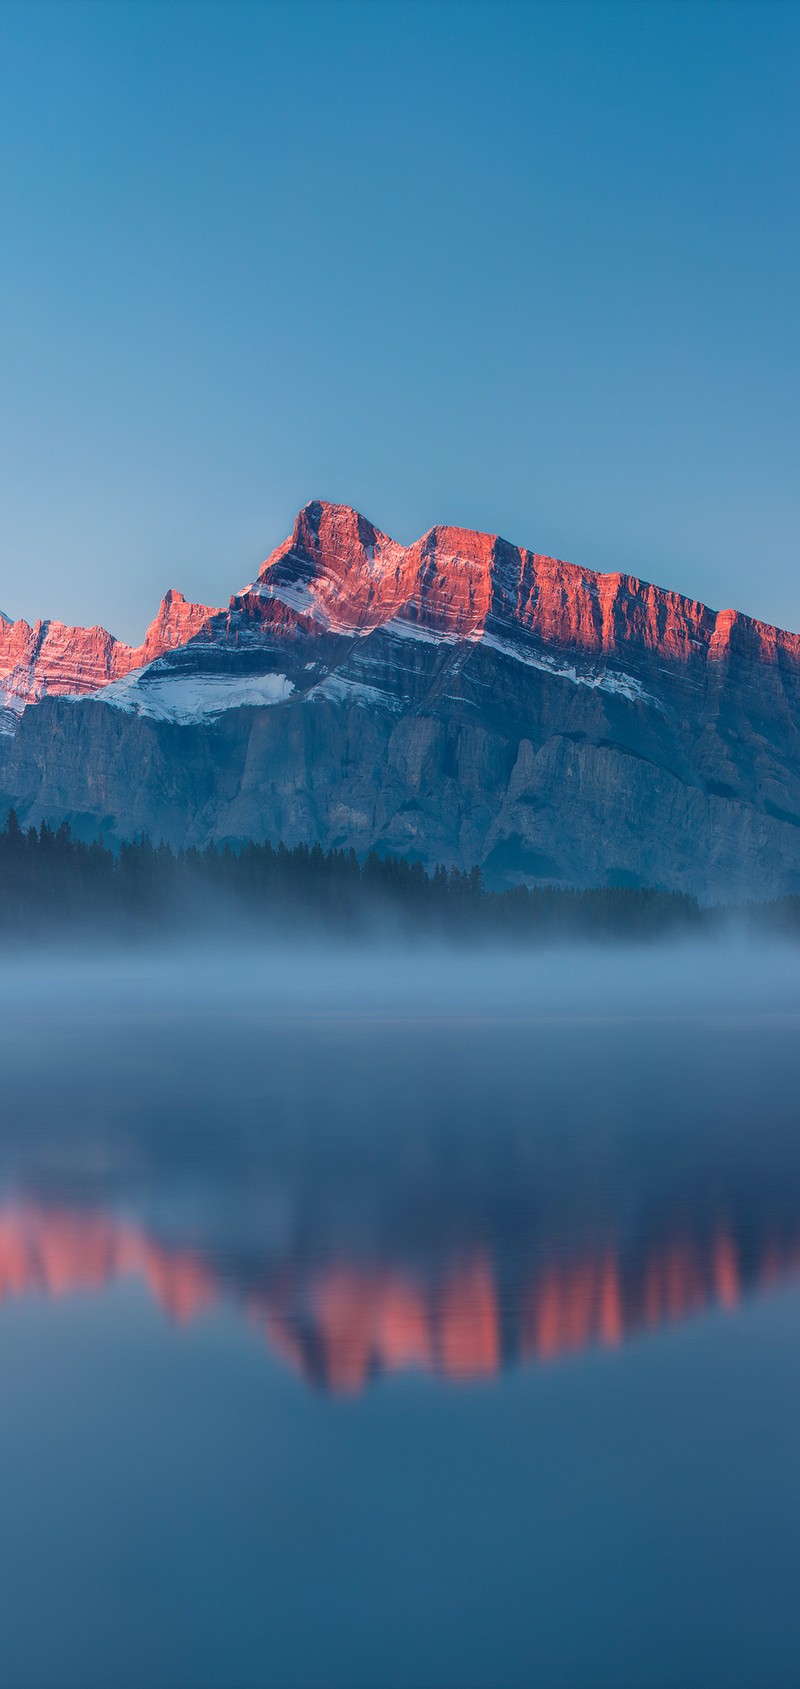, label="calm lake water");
[1,945,799,1689]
